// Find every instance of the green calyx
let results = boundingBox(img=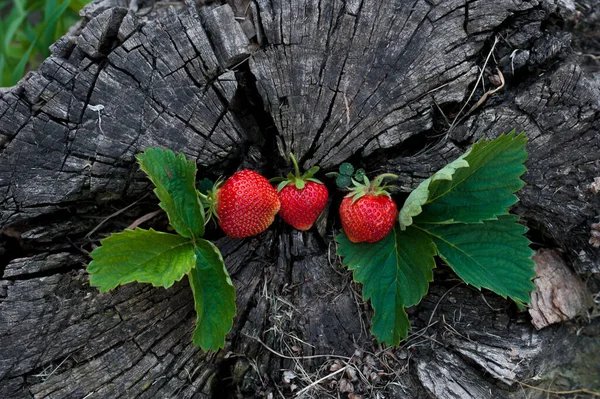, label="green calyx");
[197,177,223,224]
[273,153,324,192]
[346,173,398,203]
